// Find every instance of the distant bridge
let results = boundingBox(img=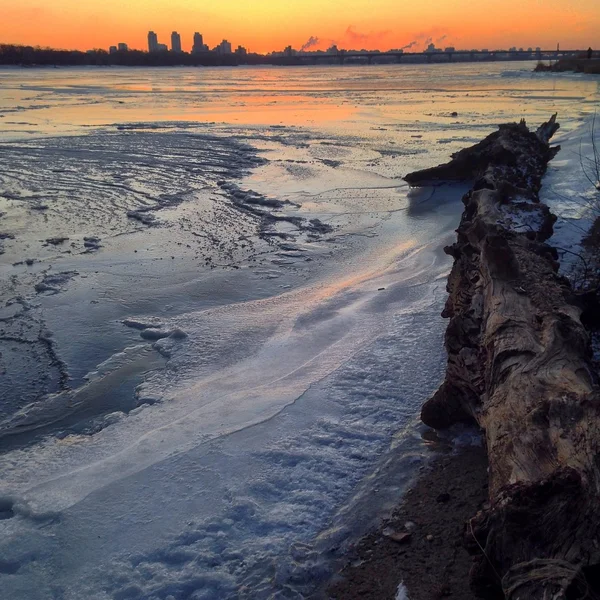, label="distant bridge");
[270,49,584,66]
